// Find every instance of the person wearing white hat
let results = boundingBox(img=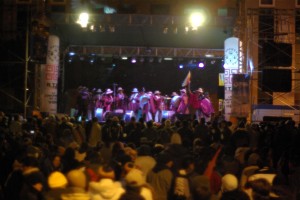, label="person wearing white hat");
[153,90,164,123]
[115,87,127,113]
[102,88,114,117]
[128,88,140,116]
[177,88,190,115]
